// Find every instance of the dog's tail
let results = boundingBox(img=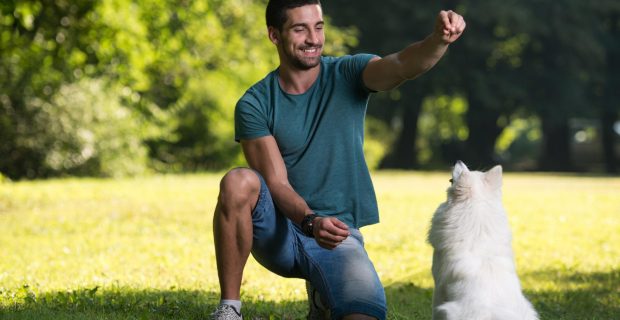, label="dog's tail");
[491,308,538,320]
[434,298,538,320]
[434,302,467,320]
[433,302,454,320]
[435,302,498,320]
